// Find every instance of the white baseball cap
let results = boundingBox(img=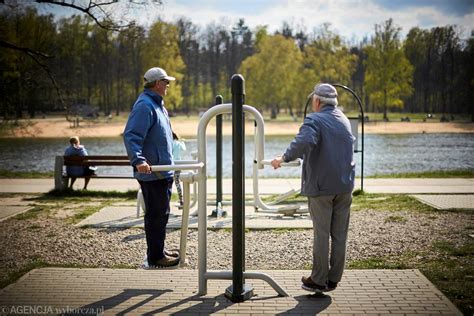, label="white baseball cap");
[143,67,176,83]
